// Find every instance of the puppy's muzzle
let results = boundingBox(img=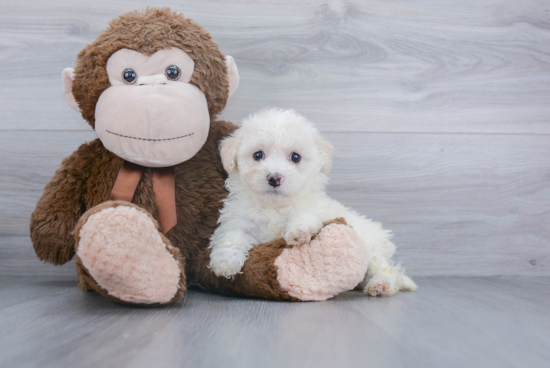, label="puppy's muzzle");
[267,173,283,187]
